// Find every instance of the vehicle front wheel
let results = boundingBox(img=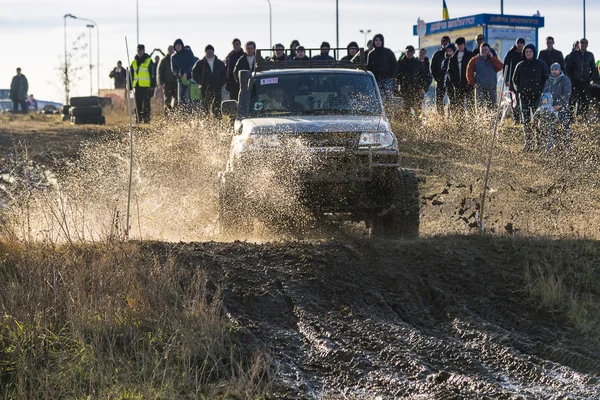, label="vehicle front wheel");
[371,168,420,239]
